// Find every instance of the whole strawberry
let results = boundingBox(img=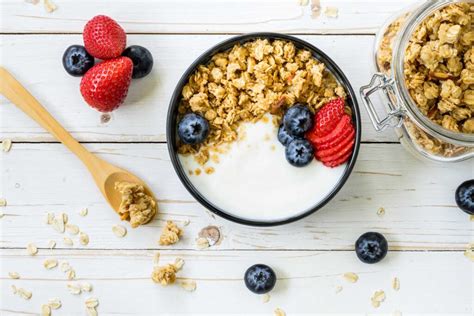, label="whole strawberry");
[83,15,126,59]
[80,57,133,112]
